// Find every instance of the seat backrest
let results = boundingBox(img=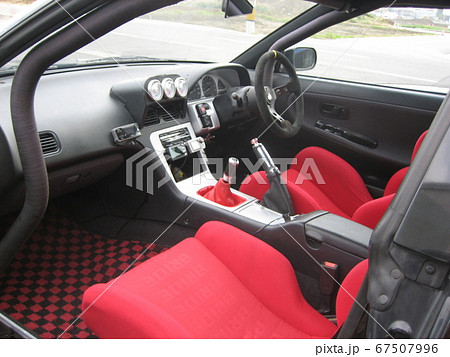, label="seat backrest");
[353,131,428,228]
[383,130,428,197]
